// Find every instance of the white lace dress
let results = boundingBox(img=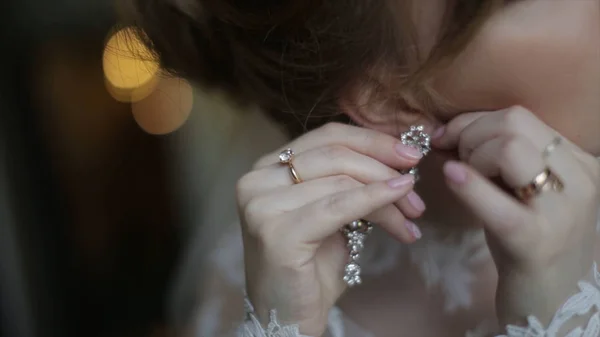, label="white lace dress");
[196,222,600,337]
[170,103,600,337]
